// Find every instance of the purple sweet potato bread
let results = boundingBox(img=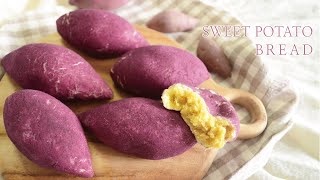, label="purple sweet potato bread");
[197,37,232,78]
[1,43,113,100]
[3,90,93,177]
[69,0,128,10]
[56,9,149,57]
[78,97,196,160]
[199,88,240,138]
[161,84,239,148]
[147,10,199,33]
[110,45,210,98]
